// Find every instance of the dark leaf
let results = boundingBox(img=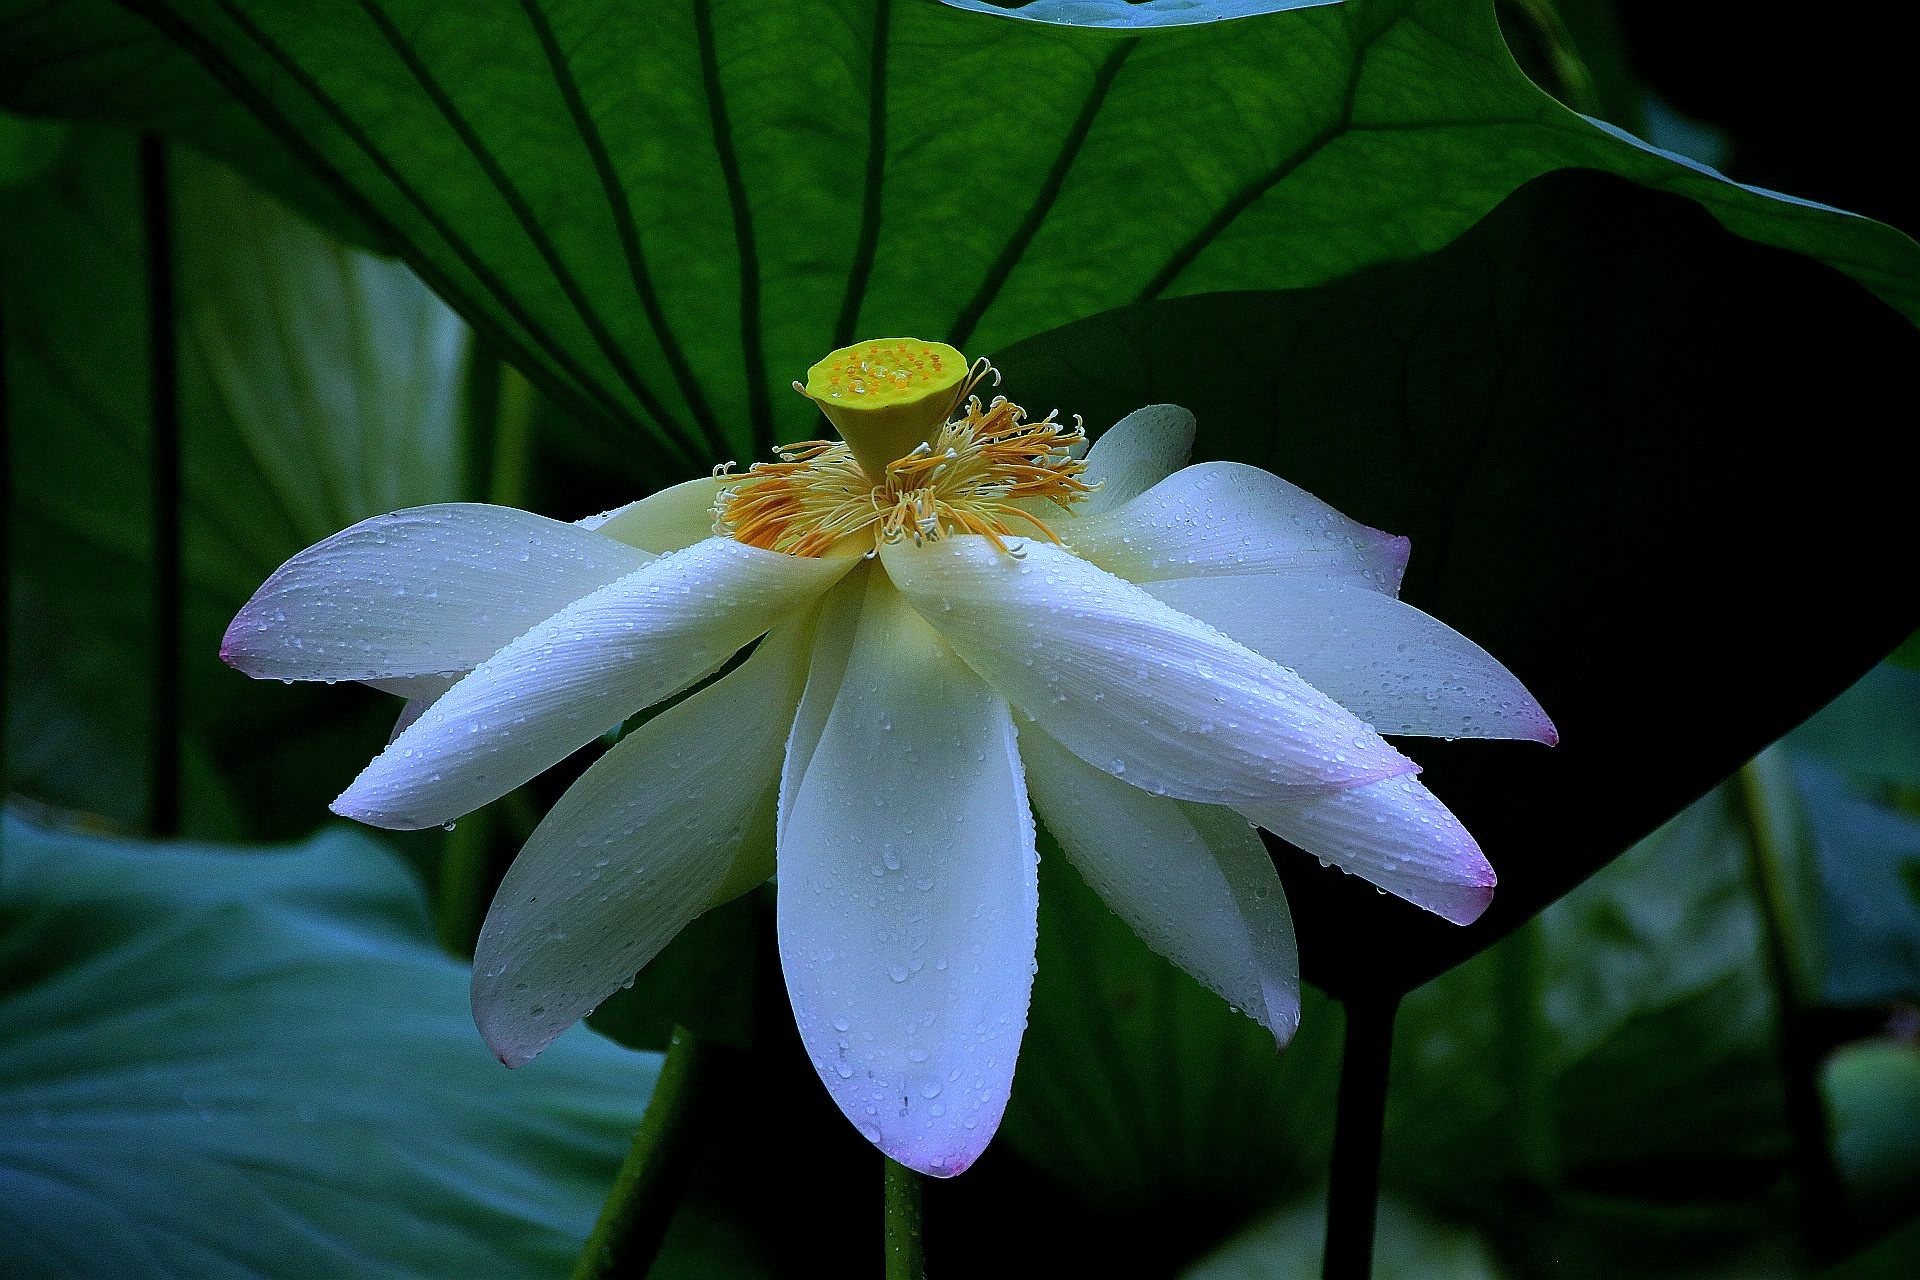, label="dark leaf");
[996,169,1920,993]
[1,1,1912,480]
